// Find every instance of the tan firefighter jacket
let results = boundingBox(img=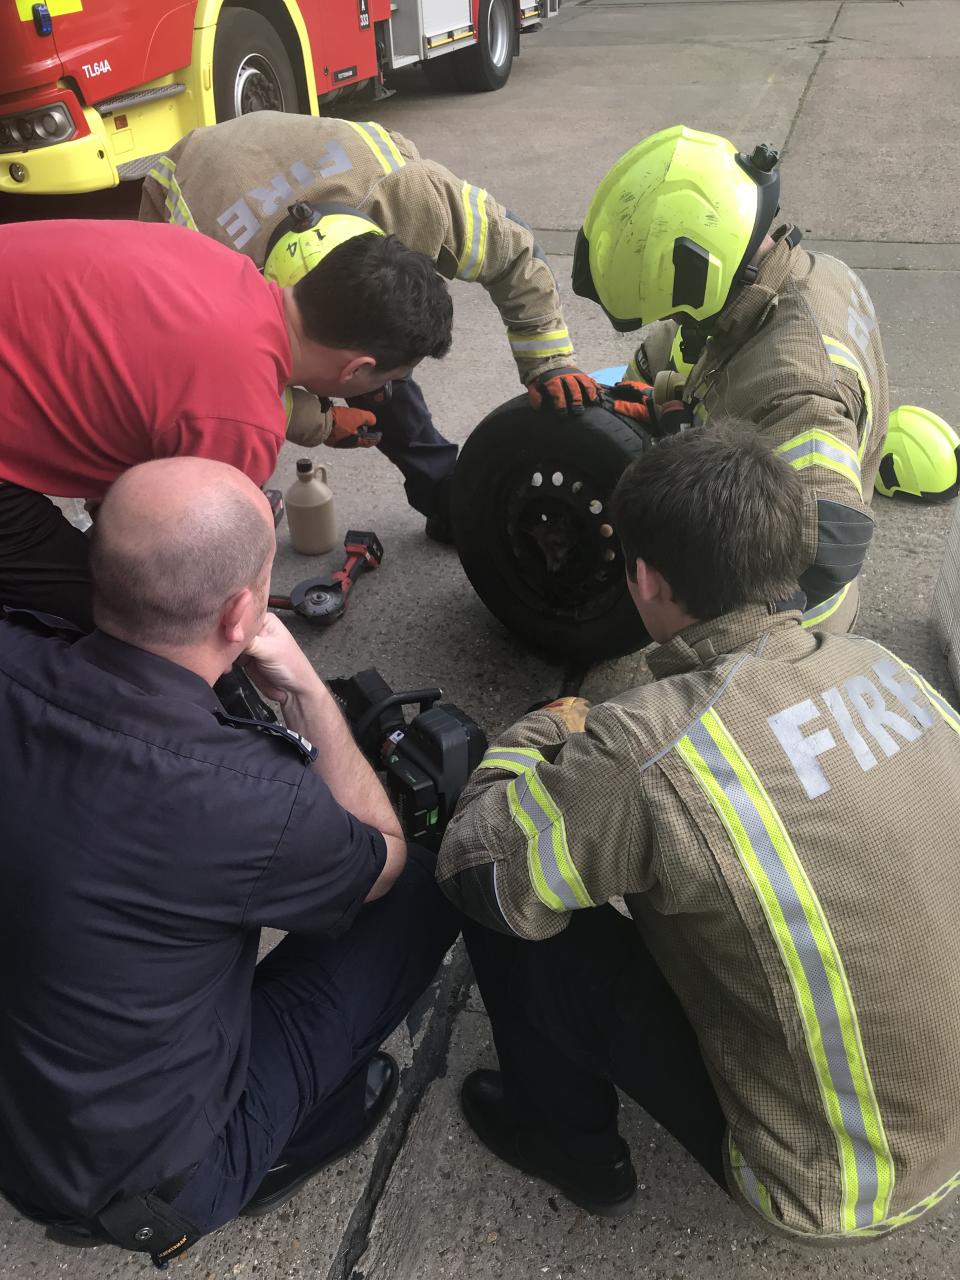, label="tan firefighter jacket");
[438,604,960,1240]
[139,111,574,386]
[628,228,888,635]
